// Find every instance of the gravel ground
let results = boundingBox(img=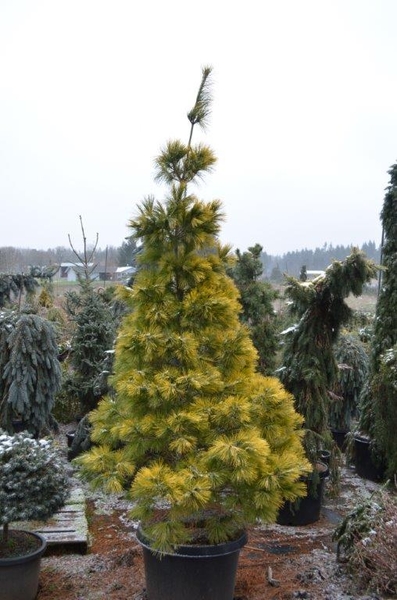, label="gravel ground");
[36,426,392,600]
